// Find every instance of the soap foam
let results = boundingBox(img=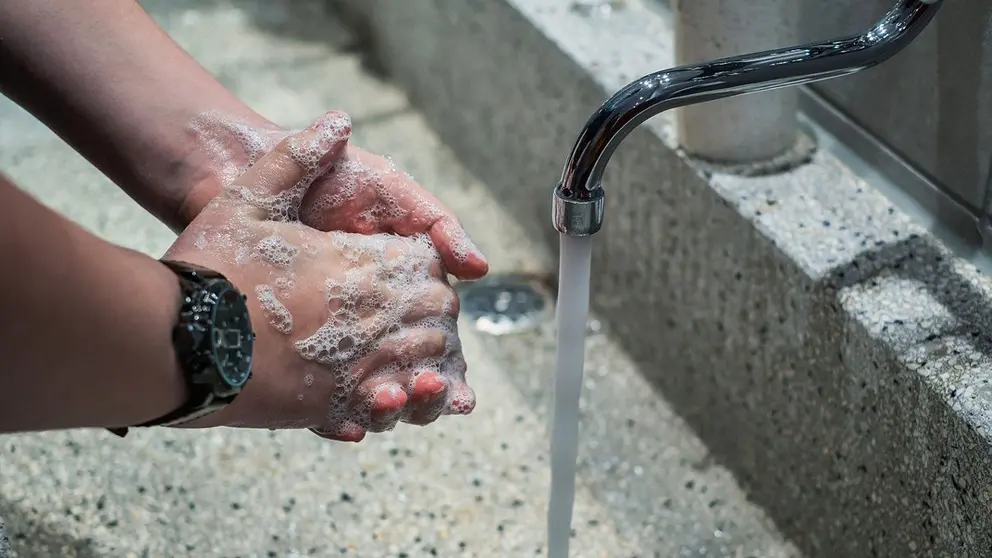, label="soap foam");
[238,111,352,223]
[274,276,296,291]
[293,231,470,435]
[193,230,208,250]
[436,217,482,266]
[185,110,475,434]
[304,152,484,267]
[255,284,293,335]
[186,111,277,188]
[191,110,482,266]
[253,235,299,269]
